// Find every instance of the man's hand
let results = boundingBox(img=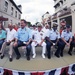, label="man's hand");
[26,42,29,45]
[13,41,18,46]
[53,43,55,46]
[38,42,42,46]
[66,43,70,47]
